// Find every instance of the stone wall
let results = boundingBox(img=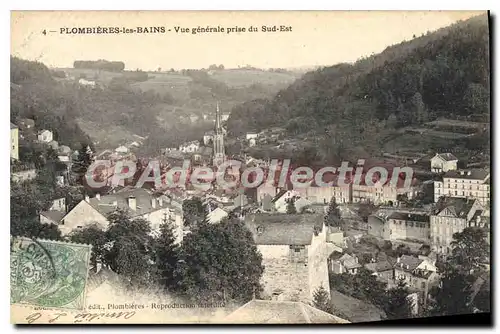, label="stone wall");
[260,256,309,302]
